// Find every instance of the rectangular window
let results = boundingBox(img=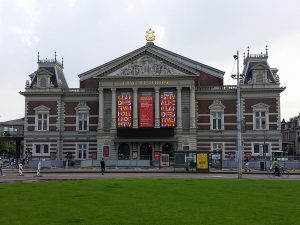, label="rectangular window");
[44,145,49,154]
[212,112,222,130]
[254,144,260,154]
[255,111,266,130]
[78,113,88,131]
[212,143,223,152]
[77,144,88,159]
[36,145,41,154]
[34,144,50,156]
[37,113,48,131]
